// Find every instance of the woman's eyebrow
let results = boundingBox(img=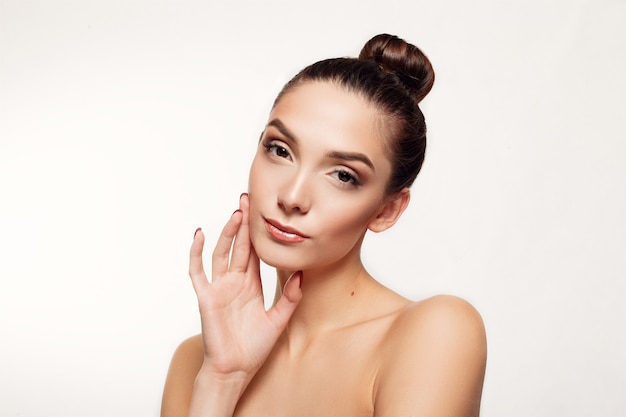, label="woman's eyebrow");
[327,151,375,172]
[267,118,298,143]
